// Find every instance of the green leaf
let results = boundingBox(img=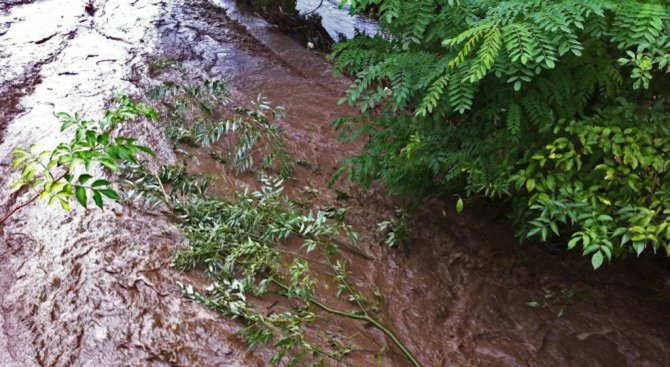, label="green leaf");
[100,159,119,173]
[583,244,599,256]
[545,176,556,191]
[567,236,580,250]
[75,186,87,208]
[11,155,29,169]
[456,198,464,213]
[92,190,103,209]
[136,145,155,155]
[98,189,119,200]
[526,178,536,192]
[78,174,93,184]
[118,146,137,164]
[59,199,70,211]
[527,227,542,237]
[597,214,613,222]
[91,179,110,187]
[591,251,603,270]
